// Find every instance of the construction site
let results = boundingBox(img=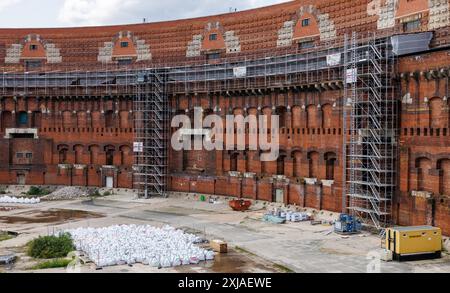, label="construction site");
[1,0,450,273]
